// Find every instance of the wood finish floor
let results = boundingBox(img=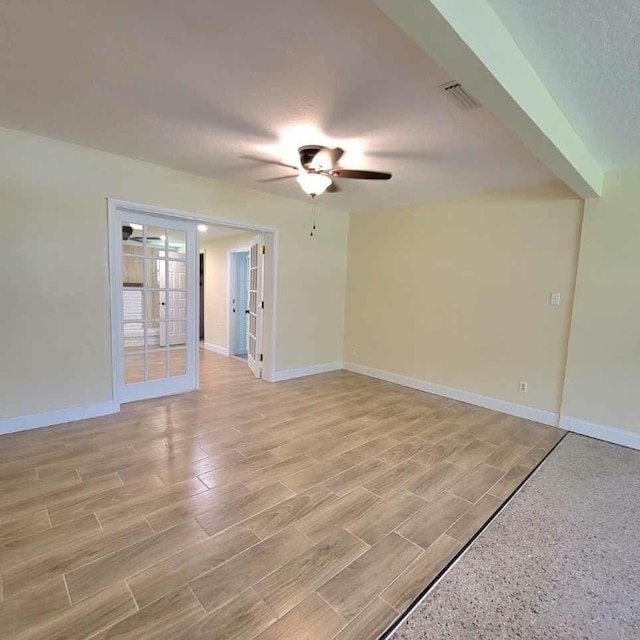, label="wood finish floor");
[0,350,566,639]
